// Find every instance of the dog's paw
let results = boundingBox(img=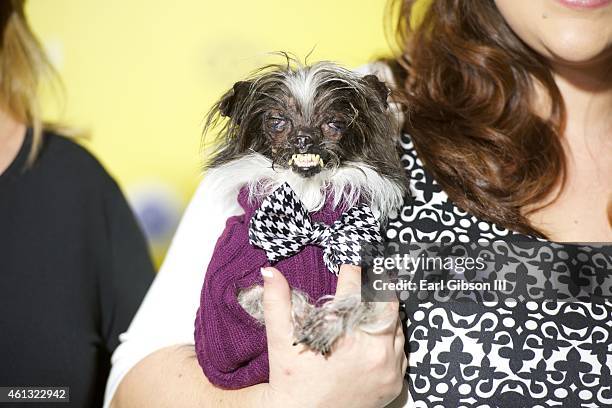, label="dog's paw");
[237,285,316,327]
[237,285,265,323]
[293,295,367,355]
